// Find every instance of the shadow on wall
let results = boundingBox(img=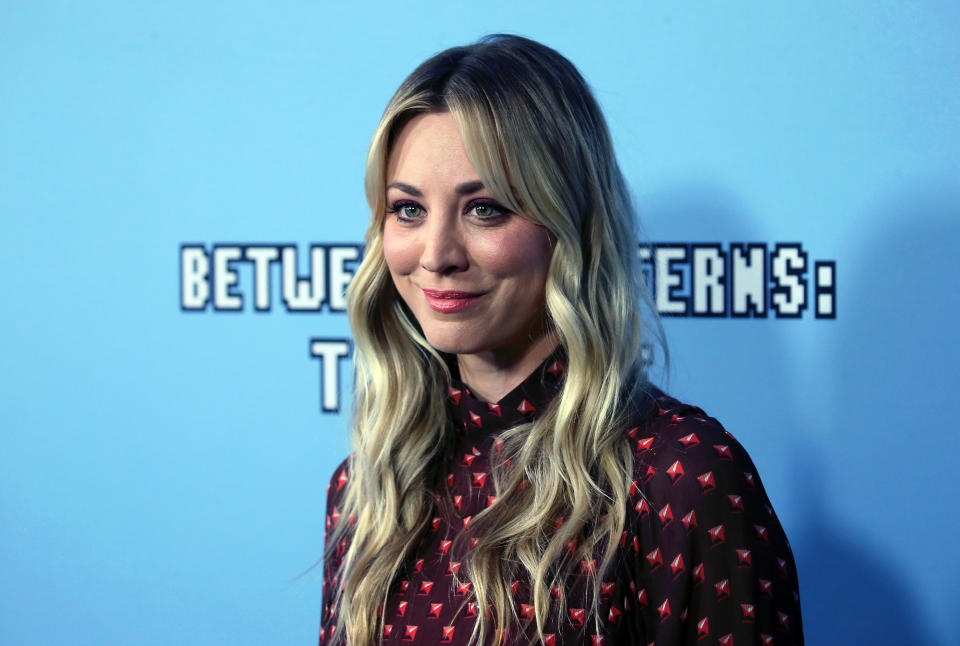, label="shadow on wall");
[639,179,957,645]
[636,181,802,461]
[789,445,938,646]
[790,182,960,646]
